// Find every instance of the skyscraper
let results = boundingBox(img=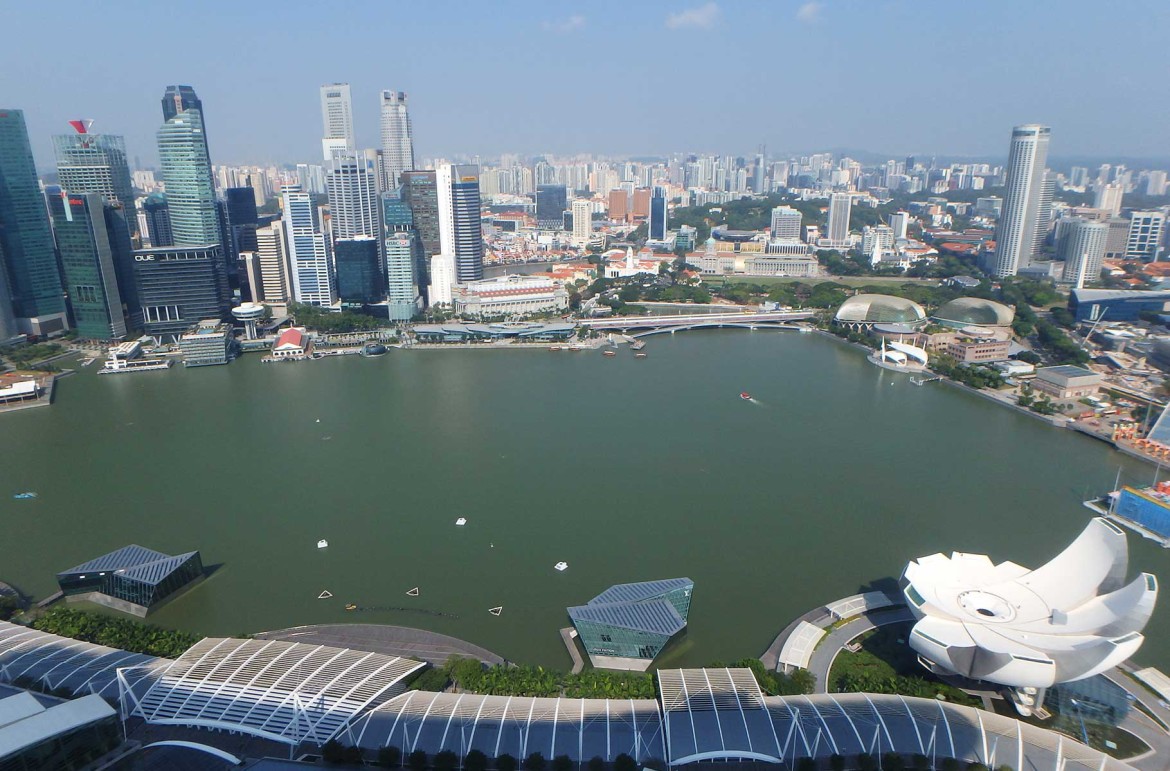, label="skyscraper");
[0,240,17,342]
[384,230,419,321]
[435,164,484,283]
[1094,183,1124,217]
[572,199,593,245]
[536,185,568,230]
[254,222,290,305]
[826,192,852,247]
[320,83,354,161]
[402,171,439,301]
[53,121,136,234]
[989,124,1051,277]
[326,150,380,240]
[0,108,68,335]
[649,186,668,240]
[1031,171,1056,257]
[1058,219,1108,289]
[282,186,335,306]
[378,91,414,191]
[334,237,382,303]
[161,85,203,124]
[140,193,173,247]
[132,245,229,338]
[769,206,802,241]
[46,190,135,339]
[223,187,259,254]
[1125,211,1166,261]
[157,87,220,247]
